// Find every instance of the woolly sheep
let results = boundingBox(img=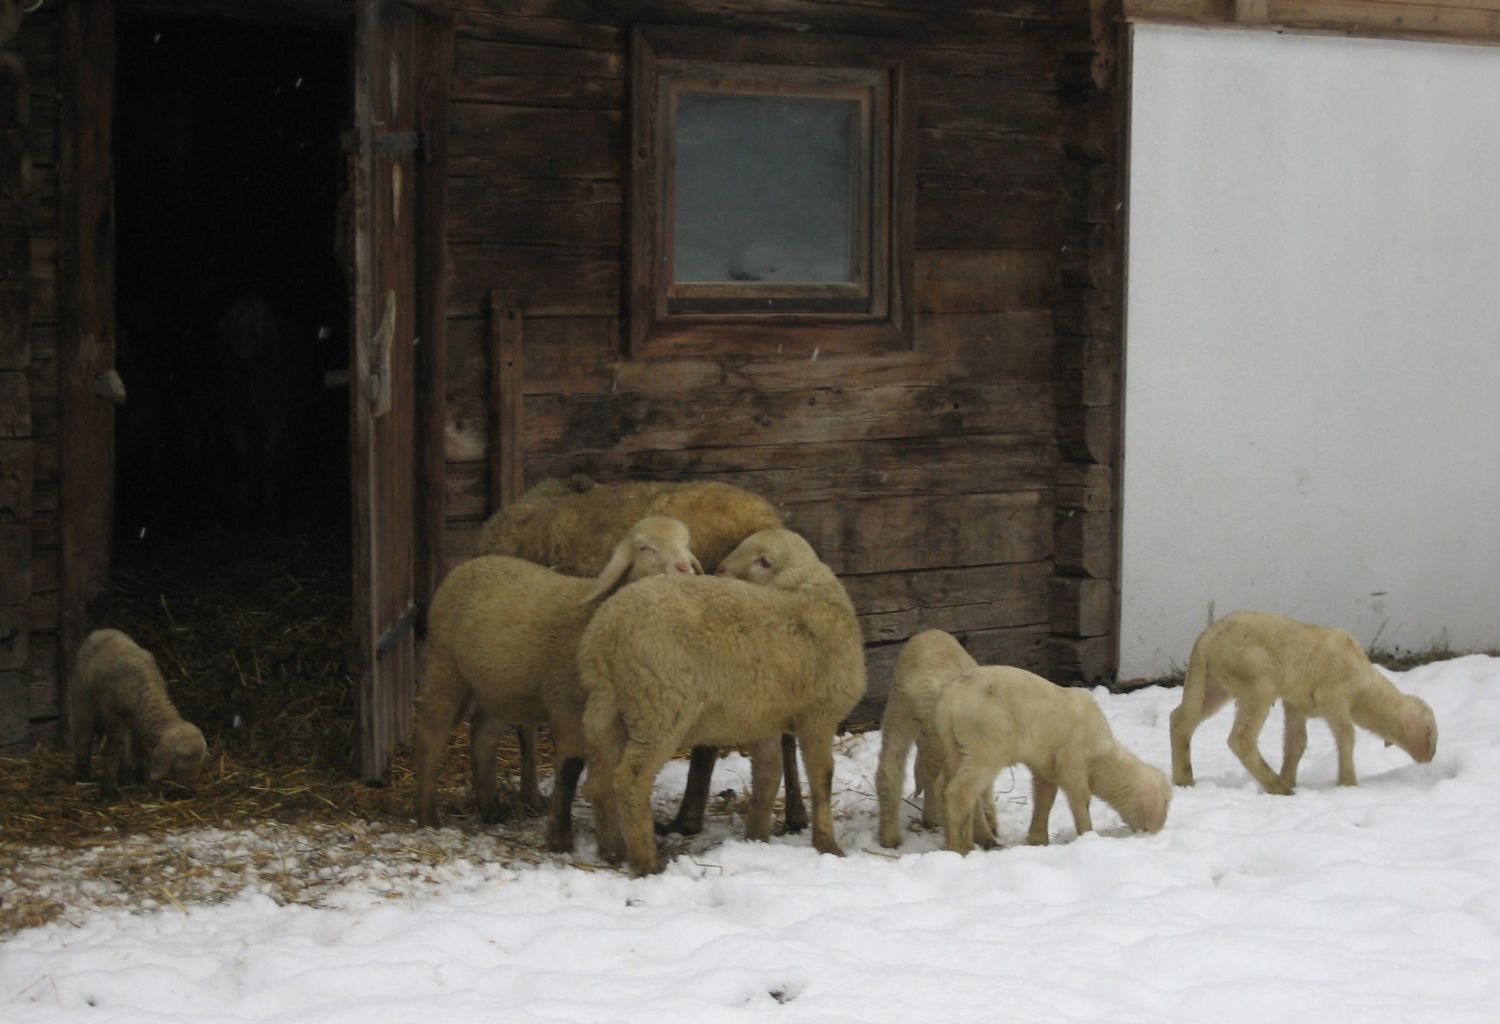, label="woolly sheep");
[578,528,866,876]
[875,629,997,849]
[71,628,207,798]
[935,665,1171,854]
[477,473,803,835]
[411,516,702,851]
[1169,610,1438,794]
